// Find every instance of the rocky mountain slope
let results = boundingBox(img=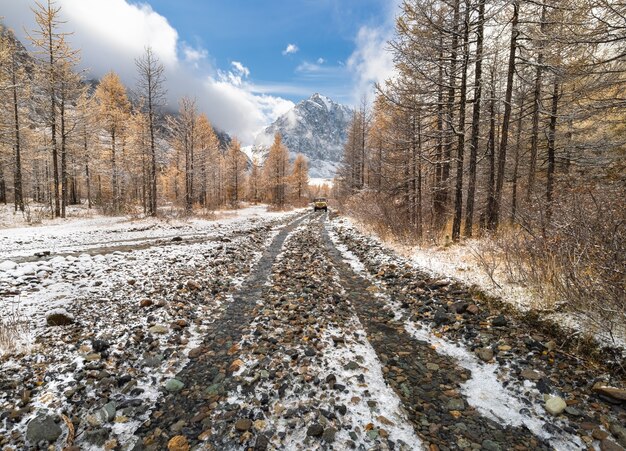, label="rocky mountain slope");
[252,93,353,179]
